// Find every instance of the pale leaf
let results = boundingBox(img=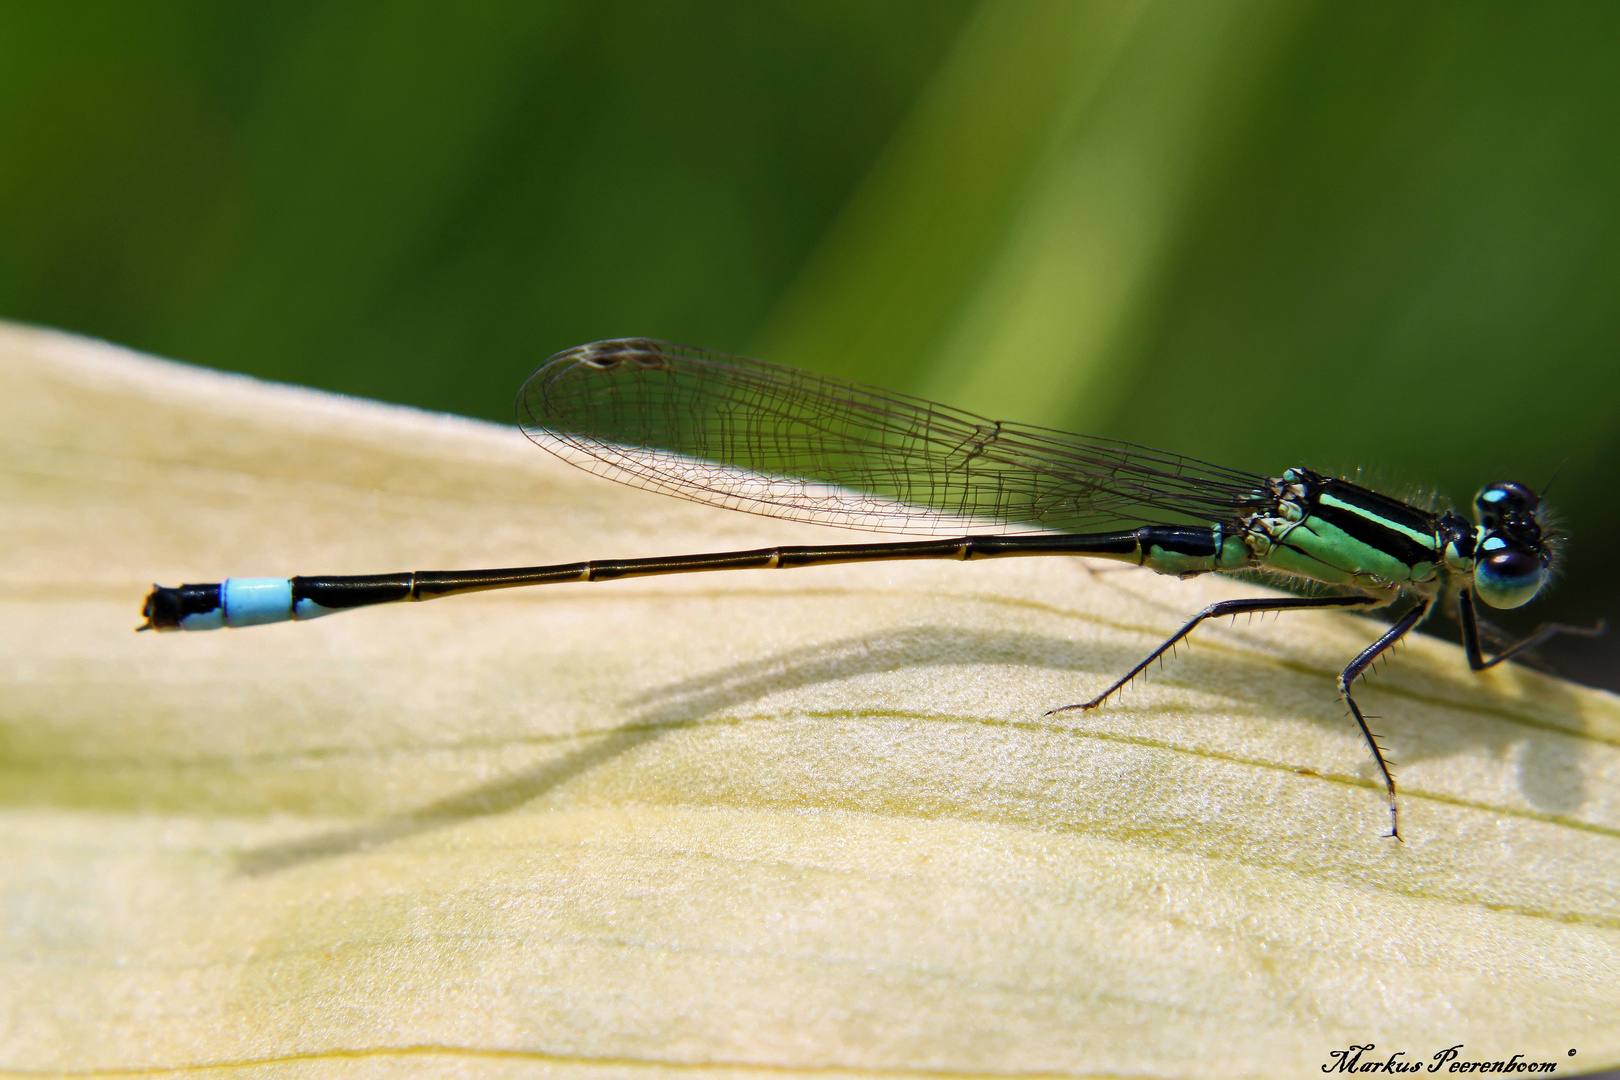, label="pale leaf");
[2,323,1617,1077]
